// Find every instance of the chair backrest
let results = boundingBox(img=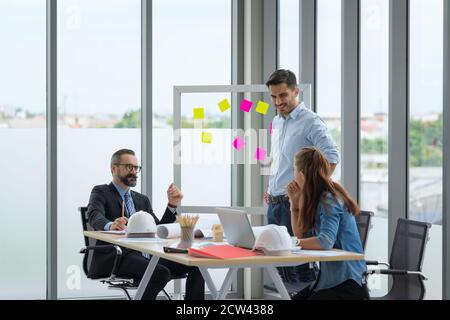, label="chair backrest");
[388,218,431,300]
[390,218,430,271]
[79,206,96,277]
[355,210,374,251]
